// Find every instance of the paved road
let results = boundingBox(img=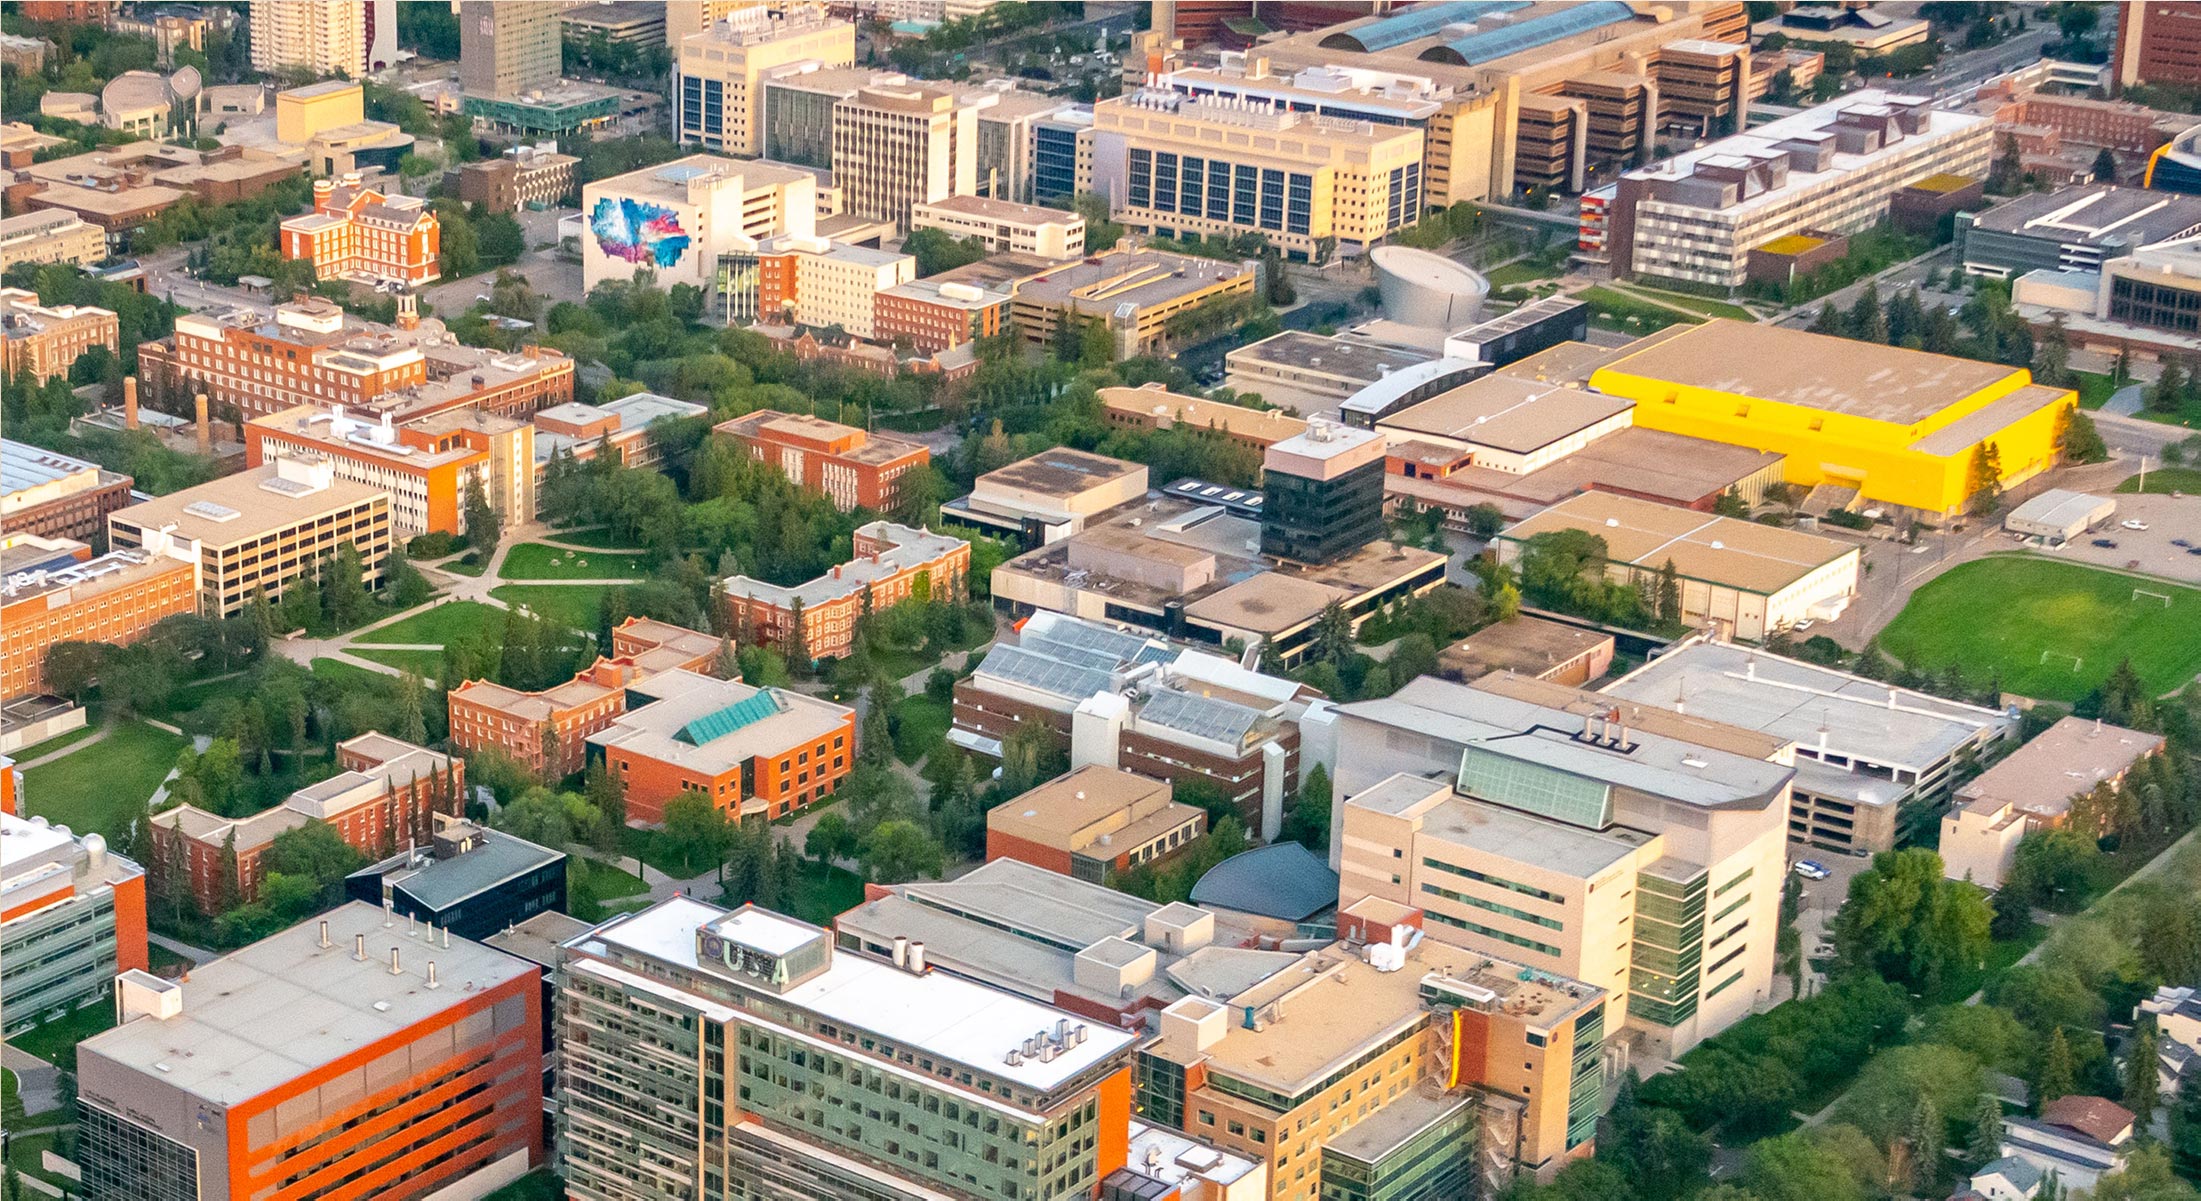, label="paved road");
[3,1045,59,1115]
